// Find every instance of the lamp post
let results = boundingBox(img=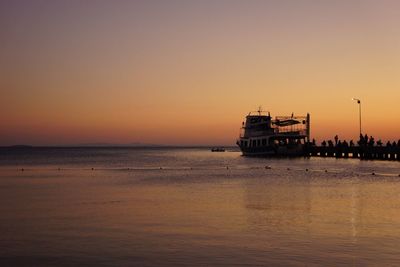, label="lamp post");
[352,98,362,137]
